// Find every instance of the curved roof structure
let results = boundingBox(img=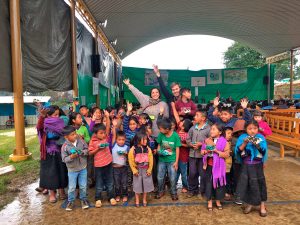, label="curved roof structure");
[83,0,300,59]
